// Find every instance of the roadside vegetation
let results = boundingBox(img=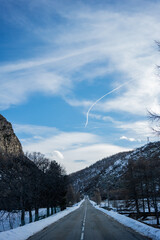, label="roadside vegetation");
[0,152,79,231]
